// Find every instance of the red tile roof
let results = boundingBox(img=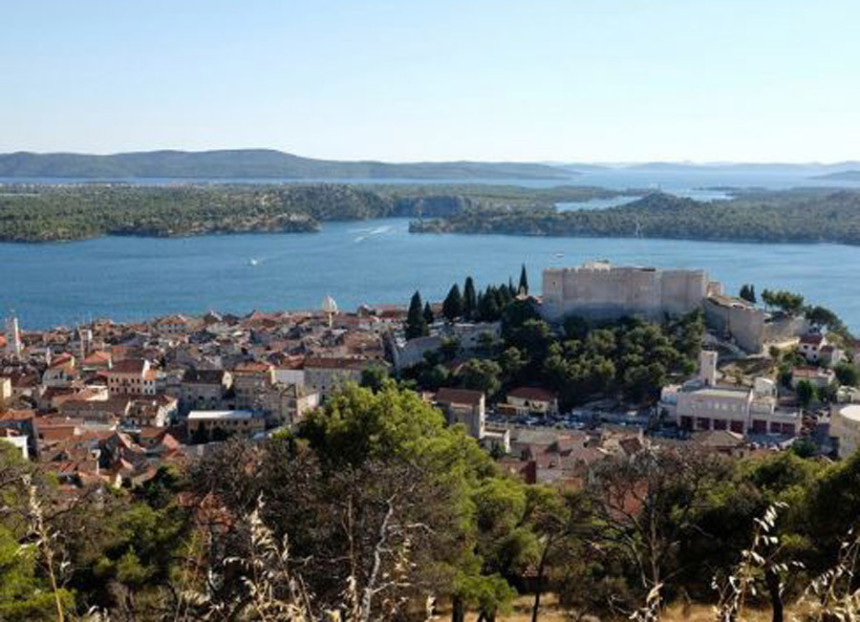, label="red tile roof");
[799,334,824,346]
[109,359,148,375]
[304,357,370,370]
[436,387,484,407]
[508,387,557,402]
[233,361,273,374]
[83,351,112,366]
